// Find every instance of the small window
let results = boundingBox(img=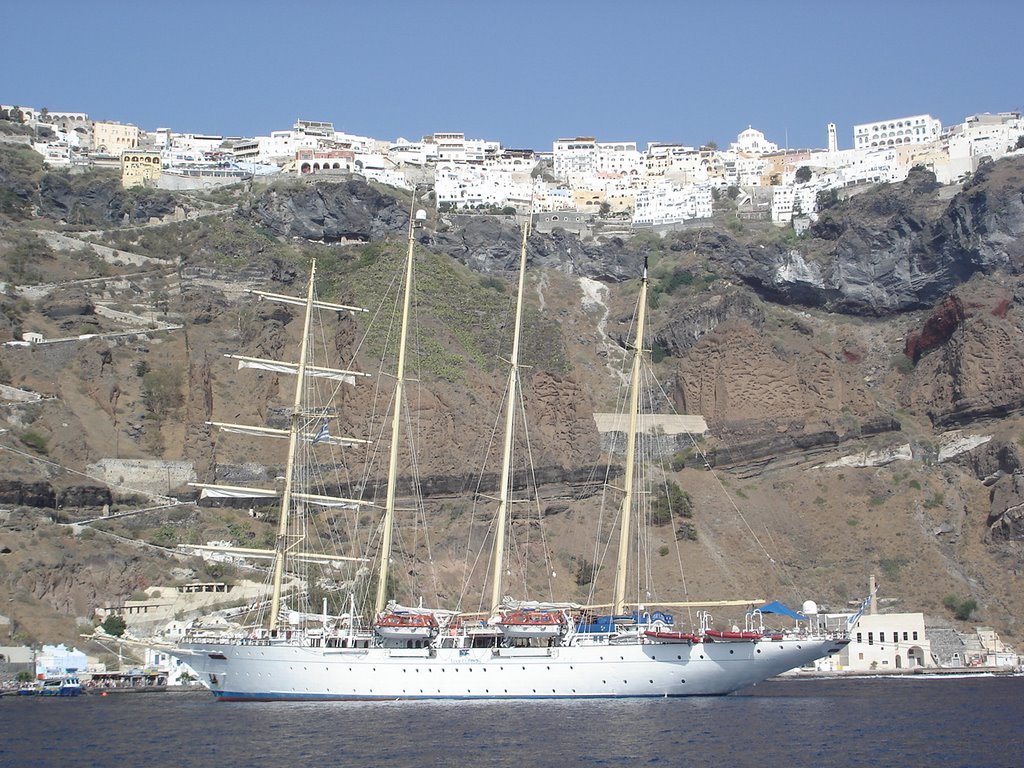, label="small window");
[912,631,918,641]
[868,632,874,645]
[879,632,885,643]
[856,633,862,643]
[903,631,908,641]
